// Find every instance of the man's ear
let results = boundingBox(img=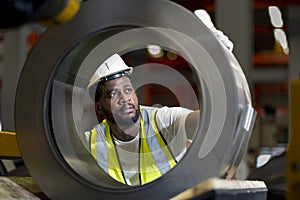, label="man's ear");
[95,102,105,122]
[95,102,102,115]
